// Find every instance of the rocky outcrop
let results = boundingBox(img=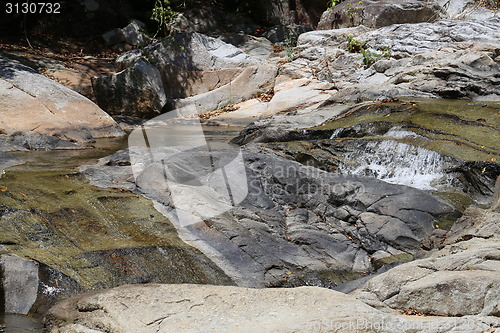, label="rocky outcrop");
[82,144,456,288]
[354,200,500,318]
[93,32,277,117]
[318,0,443,30]
[233,99,499,205]
[0,57,124,148]
[290,18,500,101]
[45,283,500,333]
